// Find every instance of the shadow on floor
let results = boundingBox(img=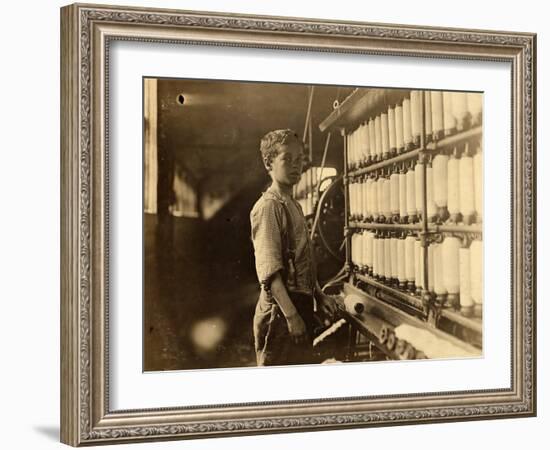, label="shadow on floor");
[144,214,260,371]
[33,426,59,442]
